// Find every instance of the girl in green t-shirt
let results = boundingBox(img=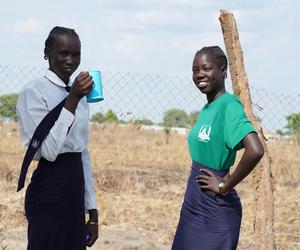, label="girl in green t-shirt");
[172,46,264,250]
